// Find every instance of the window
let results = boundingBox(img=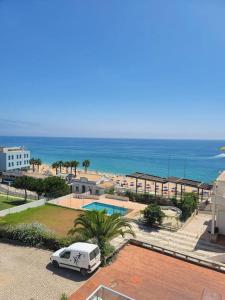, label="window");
[8,163,11,167]
[17,162,19,166]
[24,161,26,165]
[17,155,19,159]
[60,251,71,259]
[8,156,10,160]
[12,162,14,166]
[12,155,14,159]
[20,161,22,165]
[20,155,21,159]
[89,247,100,261]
